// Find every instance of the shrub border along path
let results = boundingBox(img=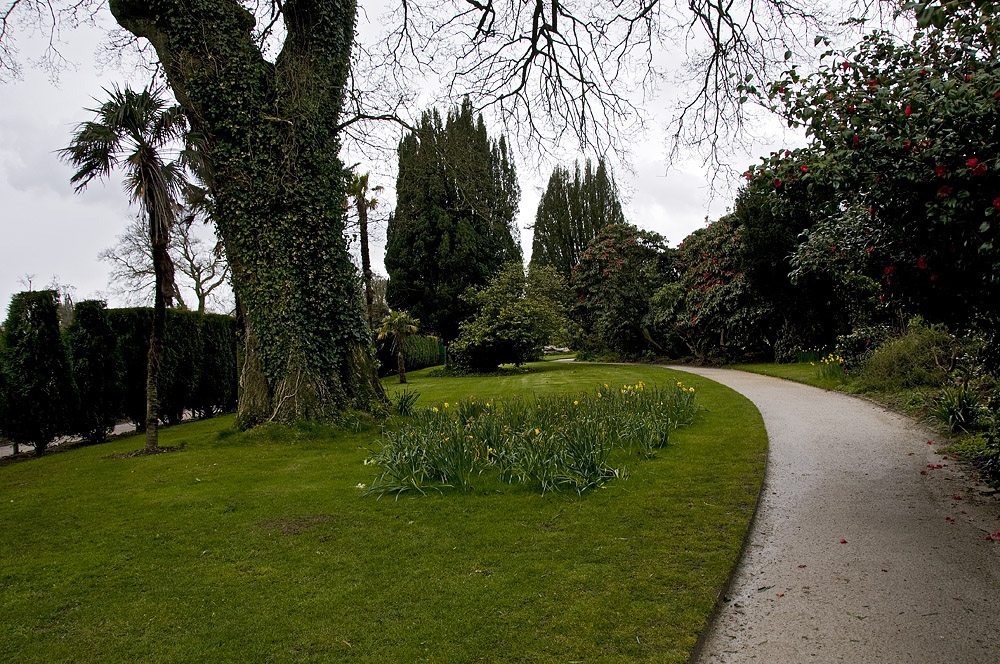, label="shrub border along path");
[676,366,1000,664]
